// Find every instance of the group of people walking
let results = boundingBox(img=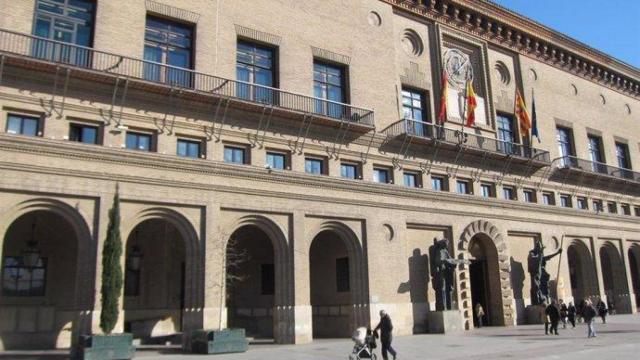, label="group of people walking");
[543,298,609,338]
